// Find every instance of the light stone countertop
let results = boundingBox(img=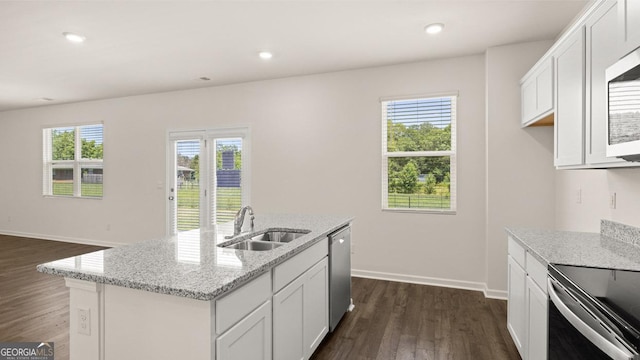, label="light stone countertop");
[505,226,640,271]
[37,214,353,301]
